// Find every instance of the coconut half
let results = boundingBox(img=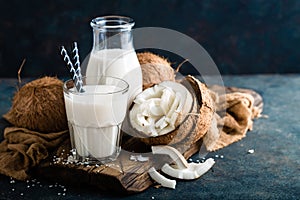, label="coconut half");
[124,75,215,149]
[129,81,193,137]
